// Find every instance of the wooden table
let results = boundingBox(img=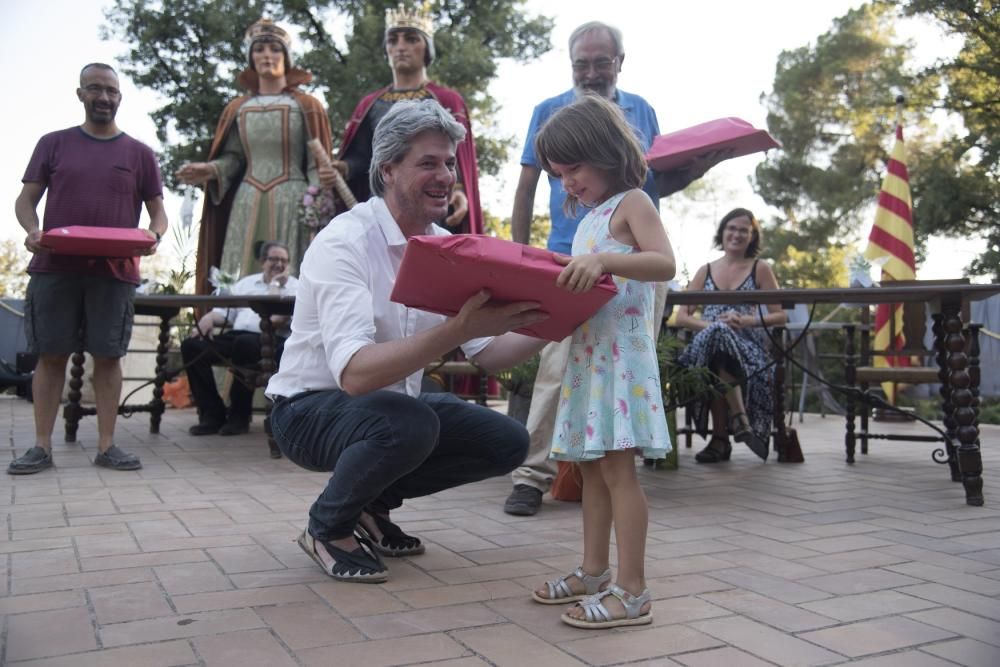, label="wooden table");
[666,284,1000,506]
[63,294,294,458]
[63,285,996,503]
